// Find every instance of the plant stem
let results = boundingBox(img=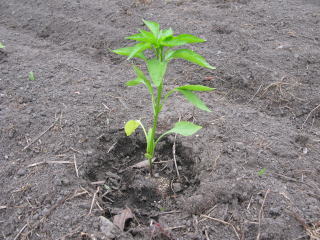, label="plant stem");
[148,81,162,176]
[147,47,165,176]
